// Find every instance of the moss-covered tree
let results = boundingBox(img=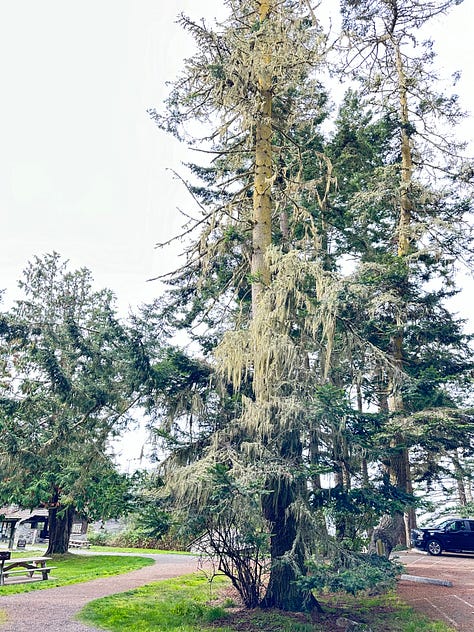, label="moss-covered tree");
[340,0,472,546]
